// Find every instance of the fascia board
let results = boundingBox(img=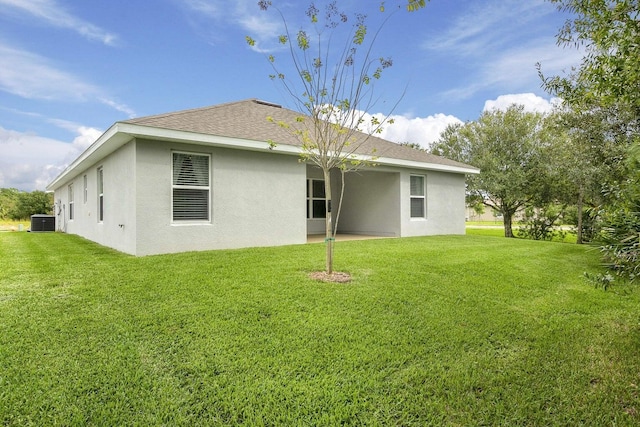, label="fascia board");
[315,150,480,175]
[375,156,480,174]
[118,123,302,156]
